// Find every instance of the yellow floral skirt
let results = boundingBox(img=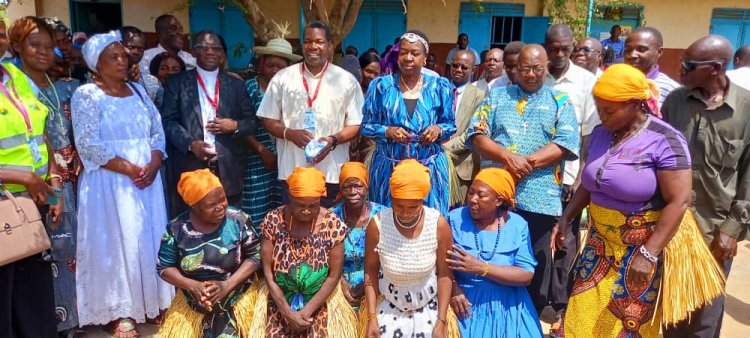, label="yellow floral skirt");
[561,204,725,338]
